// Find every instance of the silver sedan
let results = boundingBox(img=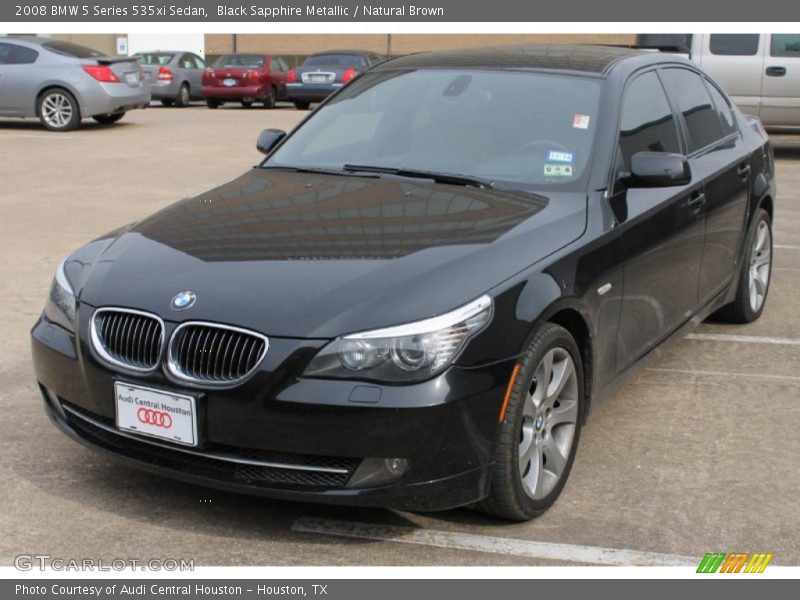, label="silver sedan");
[134,51,206,107]
[0,36,150,132]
